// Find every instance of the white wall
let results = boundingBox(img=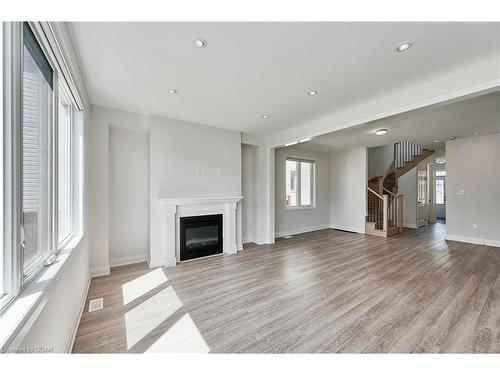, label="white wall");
[87,105,150,275]
[149,115,241,266]
[274,146,331,237]
[398,168,418,228]
[20,238,90,352]
[109,127,149,266]
[446,134,500,247]
[241,144,257,243]
[368,144,393,179]
[330,148,367,233]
